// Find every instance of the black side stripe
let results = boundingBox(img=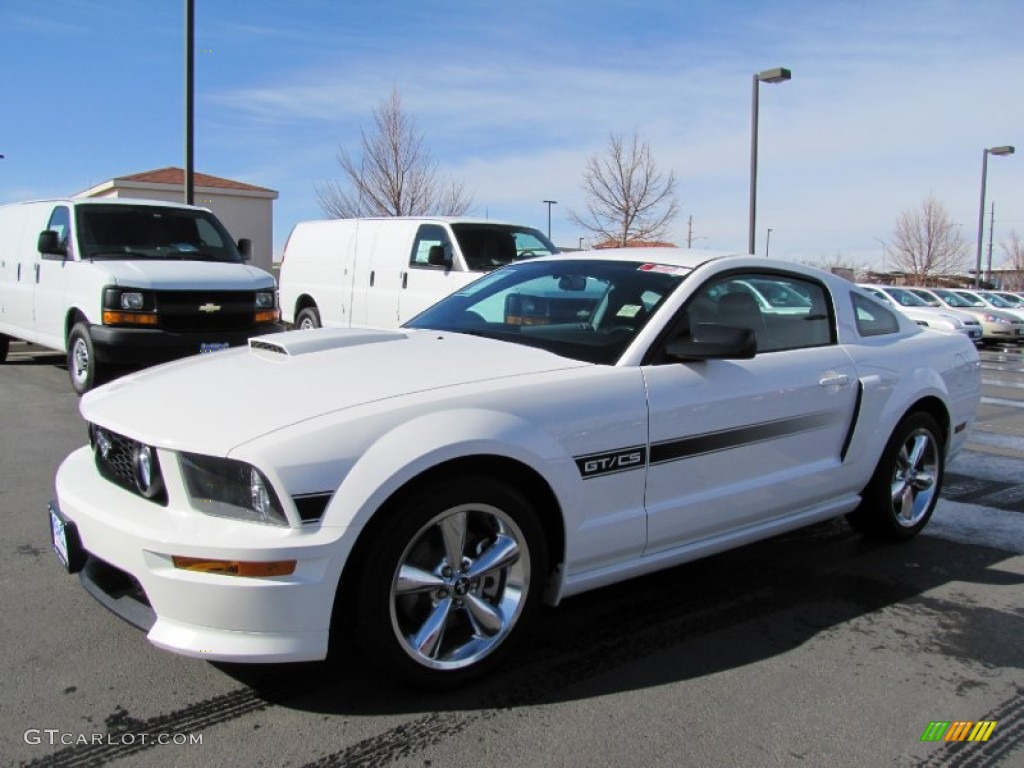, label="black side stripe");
[649,411,841,465]
[574,410,847,478]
